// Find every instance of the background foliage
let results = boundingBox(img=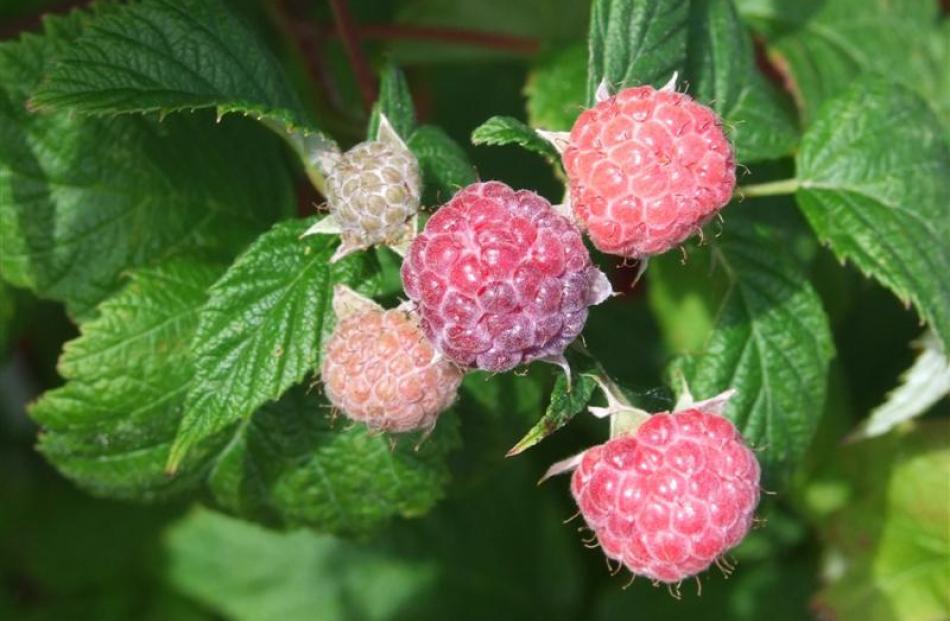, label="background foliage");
[0,0,946,619]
